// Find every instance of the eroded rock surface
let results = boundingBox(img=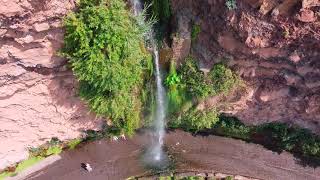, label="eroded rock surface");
[171,0,320,132]
[0,0,101,169]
